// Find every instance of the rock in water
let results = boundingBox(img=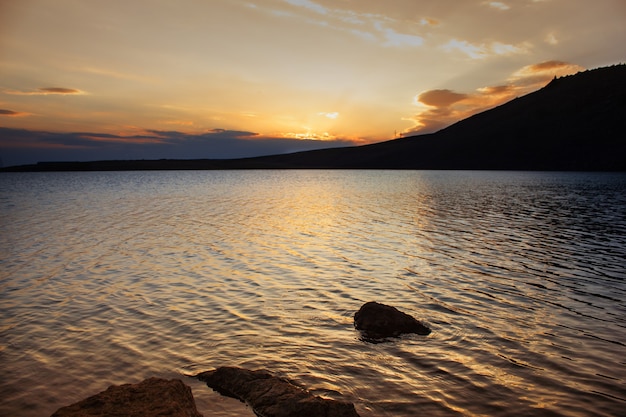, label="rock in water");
[196,367,360,417]
[354,301,431,340]
[51,377,202,417]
